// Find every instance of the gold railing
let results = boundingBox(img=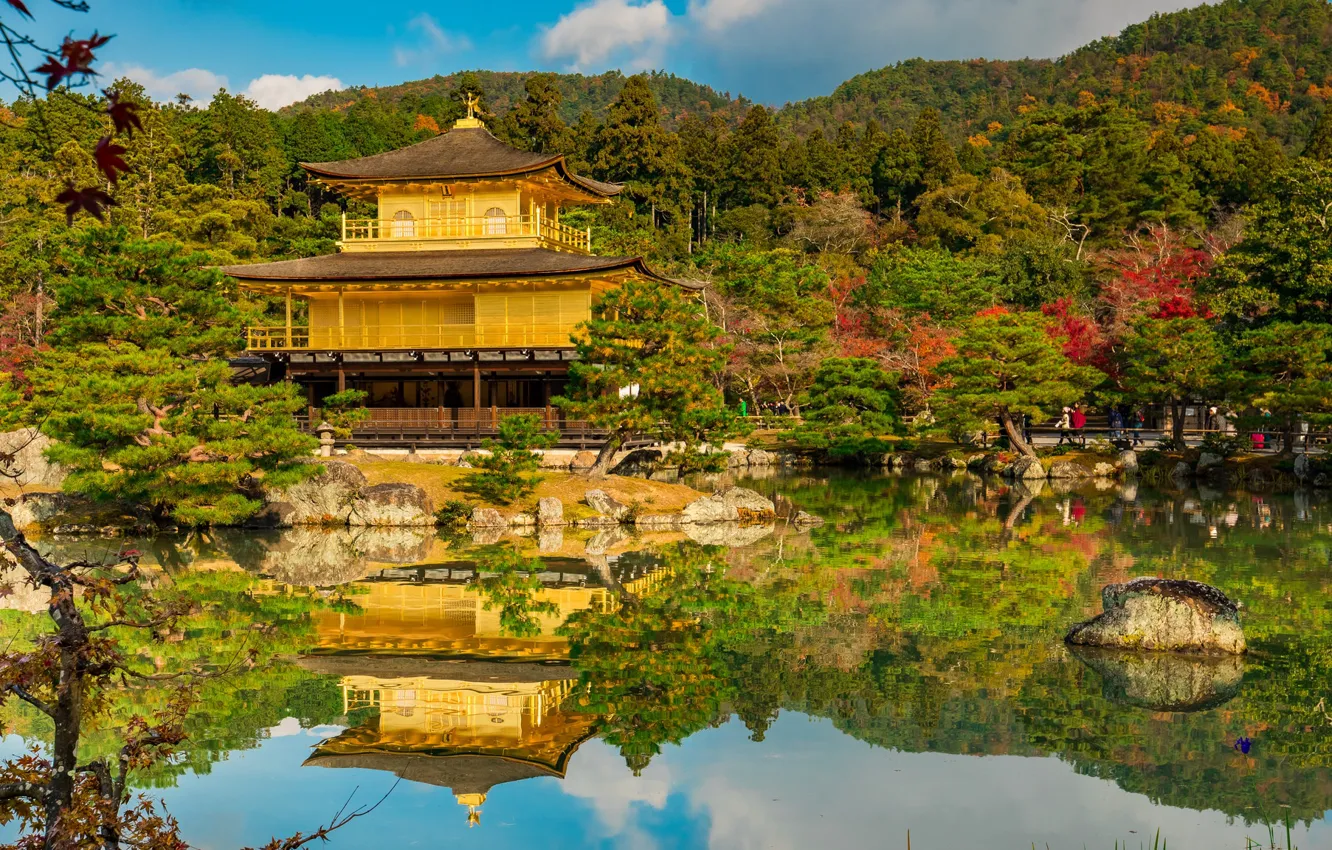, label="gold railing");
[247,323,580,351]
[341,214,591,253]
